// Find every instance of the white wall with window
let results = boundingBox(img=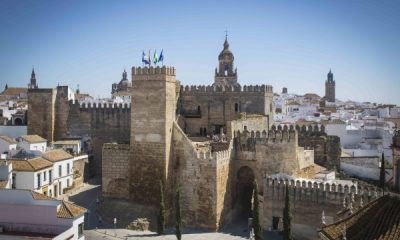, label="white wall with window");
[13,166,53,195]
[52,159,74,196]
